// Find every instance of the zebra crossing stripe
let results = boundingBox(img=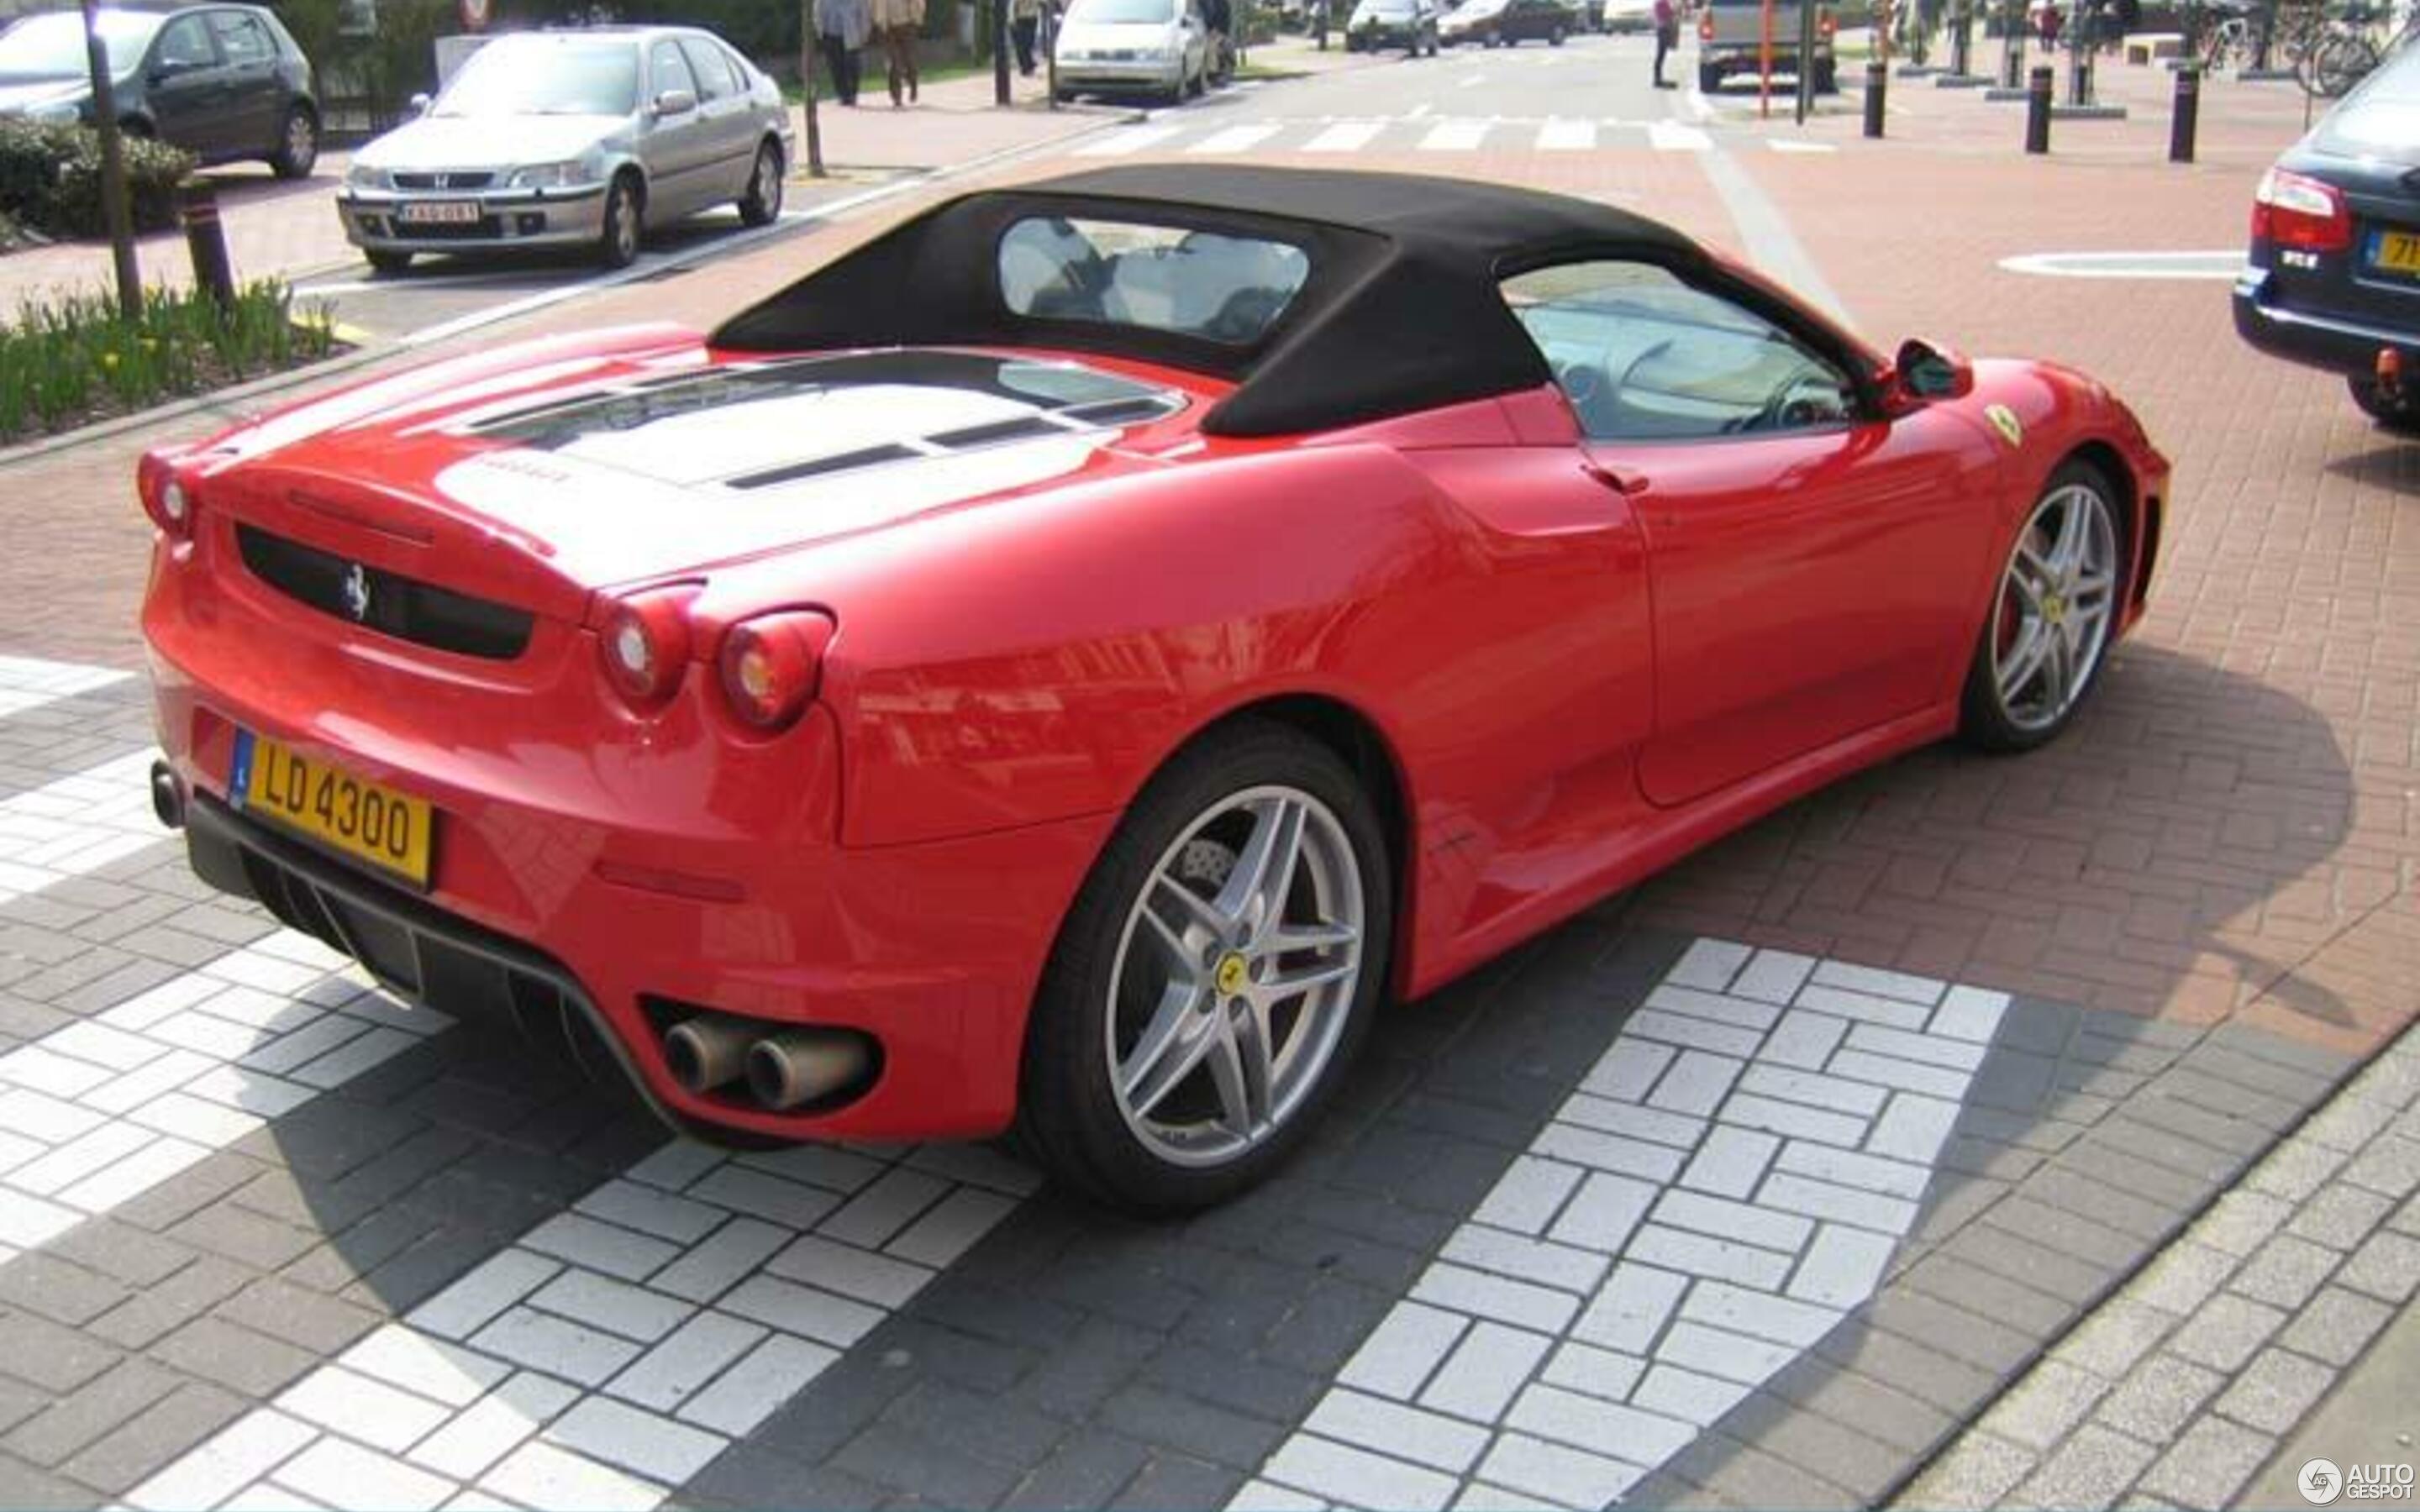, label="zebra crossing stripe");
[1303,120,1386,152]
[1188,123,1286,154]
[1536,118,1597,150]
[1071,123,1183,156]
[0,749,172,903]
[1418,119,1491,151]
[1647,120,1713,152]
[0,654,129,722]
